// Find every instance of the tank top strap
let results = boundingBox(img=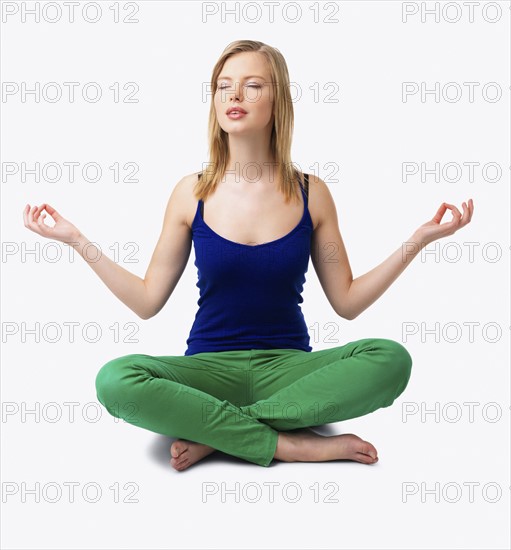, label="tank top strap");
[301,173,309,205]
[197,172,203,217]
